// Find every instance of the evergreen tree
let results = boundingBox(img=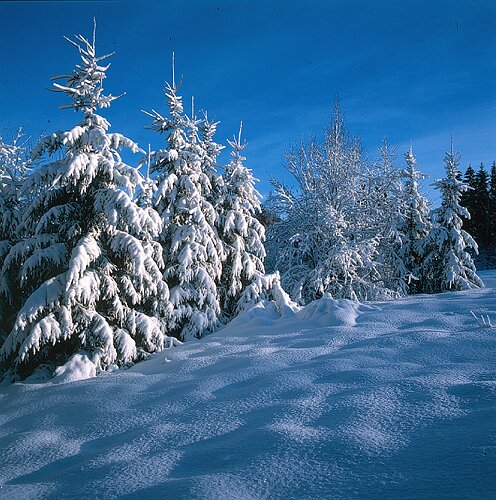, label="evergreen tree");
[135,144,157,210]
[0,130,32,336]
[0,25,174,380]
[420,141,483,292]
[489,161,496,247]
[198,110,225,210]
[460,165,477,239]
[398,146,431,293]
[145,69,223,340]
[217,123,266,319]
[0,129,32,247]
[473,163,490,248]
